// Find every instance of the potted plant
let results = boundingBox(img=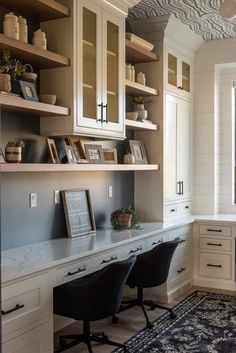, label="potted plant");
[5,140,25,163]
[111,207,139,230]
[0,50,25,93]
[131,96,153,121]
